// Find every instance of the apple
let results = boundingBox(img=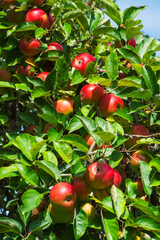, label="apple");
[80,84,104,105]
[136,179,145,198]
[118,72,126,79]
[54,97,74,115]
[131,150,150,170]
[25,125,36,135]
[49,182,76,212]
[85,161,114,189]
[49,204,74,223]
[81,203,95,220]
[36,72,49,81]
[16,65,34,77]
[112,168,122,188]
[28,0,45,6]
[47,13,54,29]
[42,123,53,133]
[125,125,150,149]
[99,93,124,117]
[72,53,96,75]
[25,8,49,29]
[0,67,11,81]
[7,8,25,24]
[84,134,112,150]
[1,0,16,9]
[128,37,136,48]
[93,189,109,201]
[19,37,41,57]
[72,176,90,202]
[46,42,64,51]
